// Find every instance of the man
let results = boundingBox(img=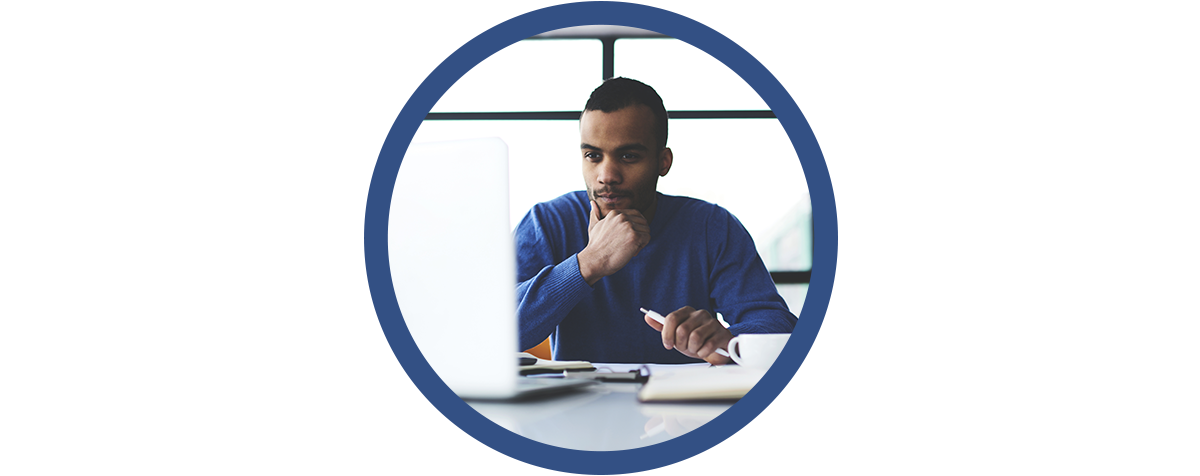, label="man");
[515,77,796,364]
